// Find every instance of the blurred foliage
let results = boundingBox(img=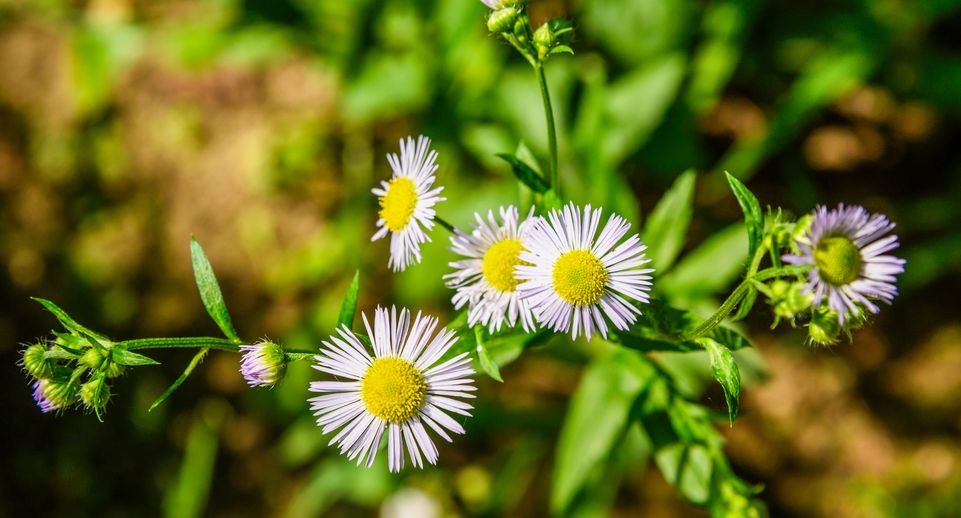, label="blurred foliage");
[2,0,961,516]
